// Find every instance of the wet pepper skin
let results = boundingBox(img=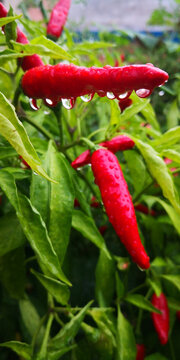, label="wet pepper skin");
[22,63,169,101]
[151,293,169,345]
[91,148,150,269]
[136,344,145,360]
[71,135,135,169]
[0,3,43,71]
[47,0,71,39]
